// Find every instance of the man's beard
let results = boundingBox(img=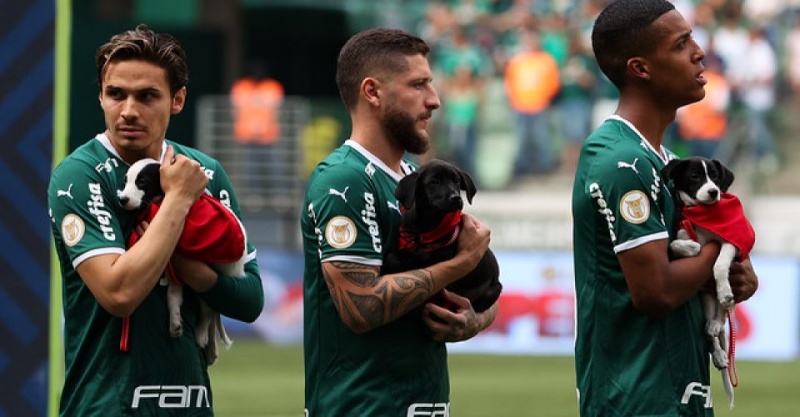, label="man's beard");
[383,106,430,155]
